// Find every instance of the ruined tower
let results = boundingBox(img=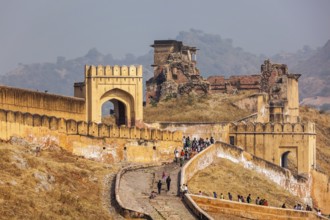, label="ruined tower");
[146,40,210,104]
